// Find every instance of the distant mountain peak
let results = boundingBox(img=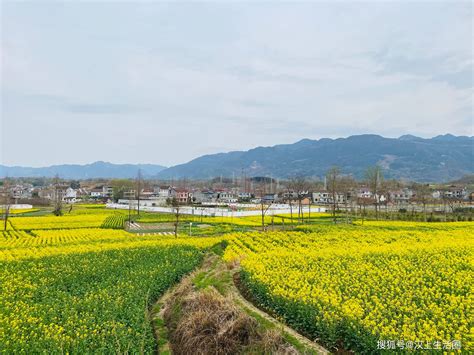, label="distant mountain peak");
[398,134,422,141]
[432,133,457,141]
